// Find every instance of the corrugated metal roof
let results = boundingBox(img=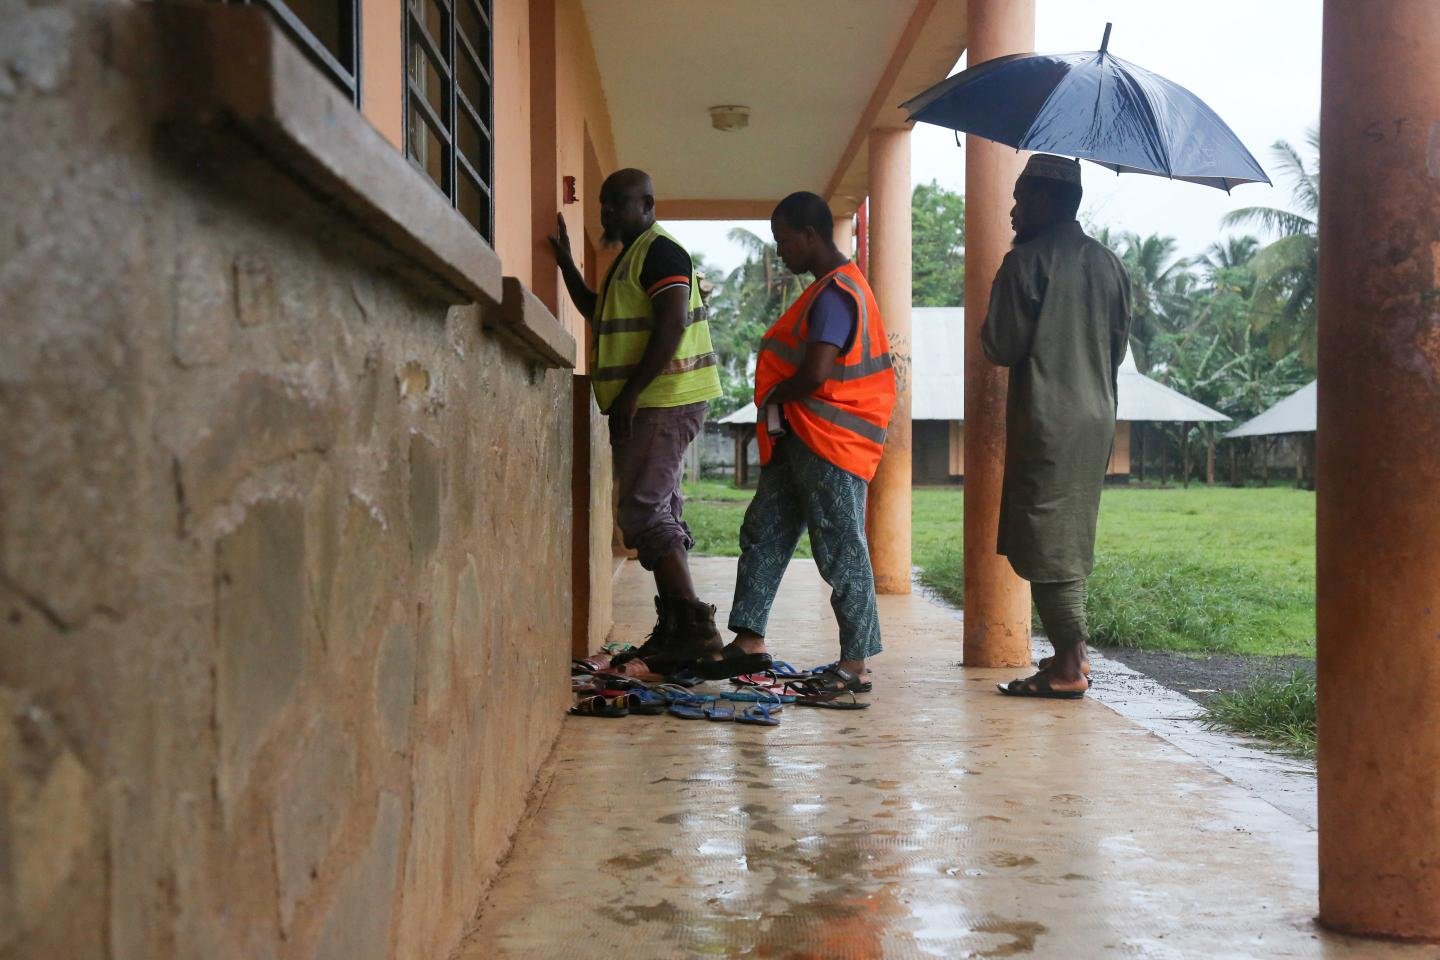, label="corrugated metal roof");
[1116,354,1231,423]
[1225,380,1317,437]
[718,402,759,425]
[718,307,1230,424]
